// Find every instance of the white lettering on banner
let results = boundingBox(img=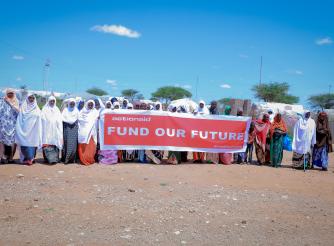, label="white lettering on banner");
[112,116,151,122]
[107,127,244,141]
[107,127,150,136]
[155,128,186,138]
[191,130,243,141]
